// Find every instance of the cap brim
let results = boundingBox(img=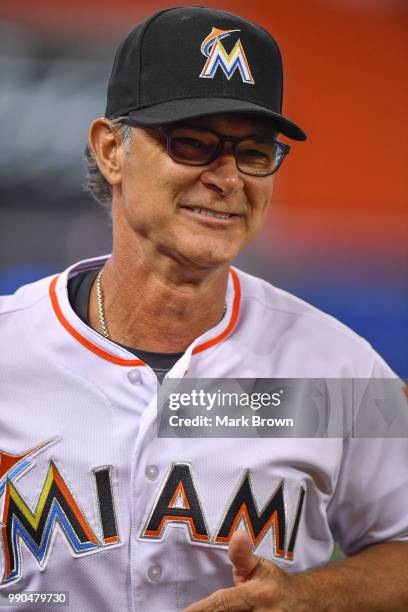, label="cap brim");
[123,98,306,141]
